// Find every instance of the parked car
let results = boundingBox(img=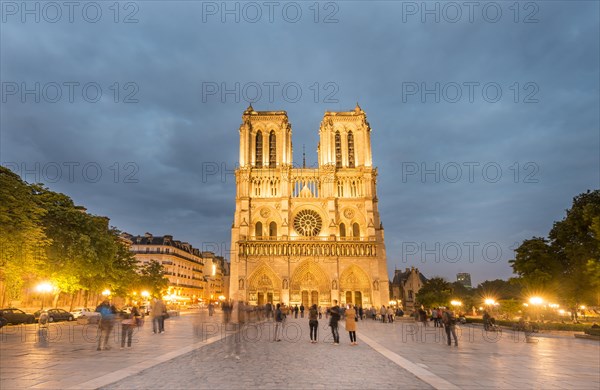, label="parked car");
[0,308,35,324]
[0,316,8,328]
[71,307,101,319]
[34,308,75,322]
